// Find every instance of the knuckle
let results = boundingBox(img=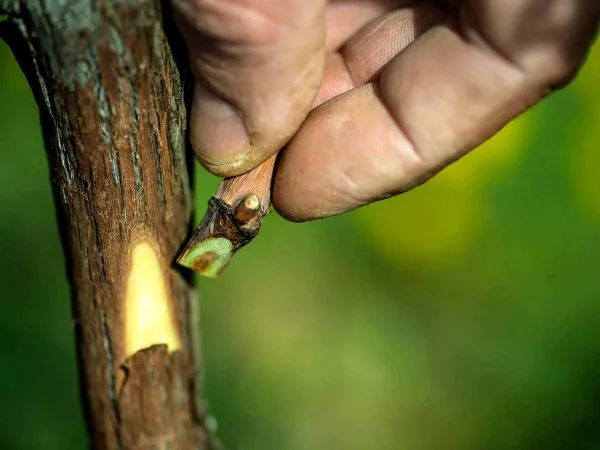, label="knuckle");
[466,0,598,88]
[519,2,598,87]
[544,49,583,87]
[524,40,590,89]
